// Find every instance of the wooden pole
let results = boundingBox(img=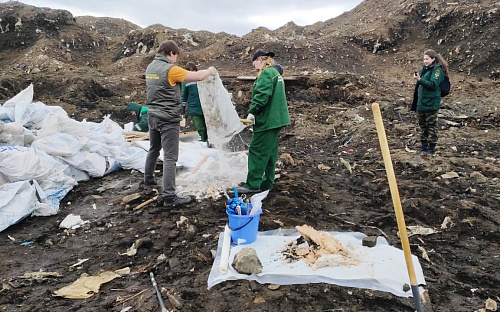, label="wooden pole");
[371,103,423,312]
